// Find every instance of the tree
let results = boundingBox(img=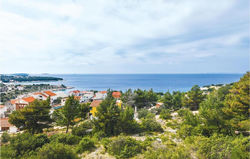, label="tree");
[217,84,232,101]
[183,85,205,110]
[78,103,90,120]
[119,106,140,134]
[53,97,62,105]
[93,92,121,136]
[93,91,140,136]
[121,89,135,107]
[223,72,250,131]
[163,91,173,109]
[146,89,158,106]
[53,96,80,133]
[162,91,183,110]
[134,89,148,108]
[172,91,184,110]
[9,99,52,134]
[134,89,157,109]
[199,91,232,136]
